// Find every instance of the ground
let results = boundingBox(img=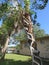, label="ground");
[0,54,32,65]
[0,54,49,65]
